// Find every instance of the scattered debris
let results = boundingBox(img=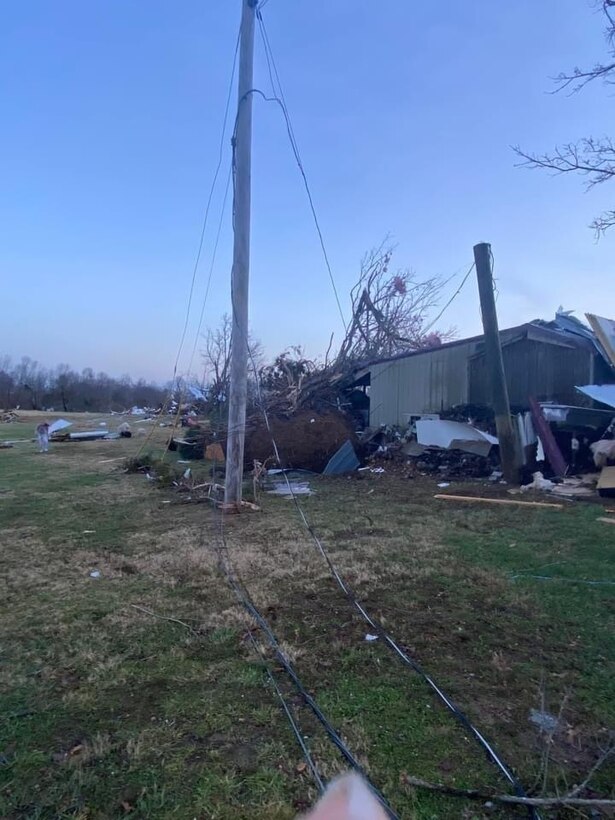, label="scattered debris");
[412,448,494,479]
[89,570,101,579]
[597,516,615,525]
[402,440,427,457]
[323,440,360,475]
[82,530,96,534]
[597,466,615,498]
[1,411,20,423]
[0,442,14,449]
[516,412,537,465]
[365,634,378,642]
[521,472,555,493]
[48,419,72,436]
[530,709,559,734]
[267,481,313,497]
[437,482,450,488]
[591,439,615,469]
[416,419,497,458]
[68,430,111,441]
[586,312,615,368]
[529,397,567,477]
